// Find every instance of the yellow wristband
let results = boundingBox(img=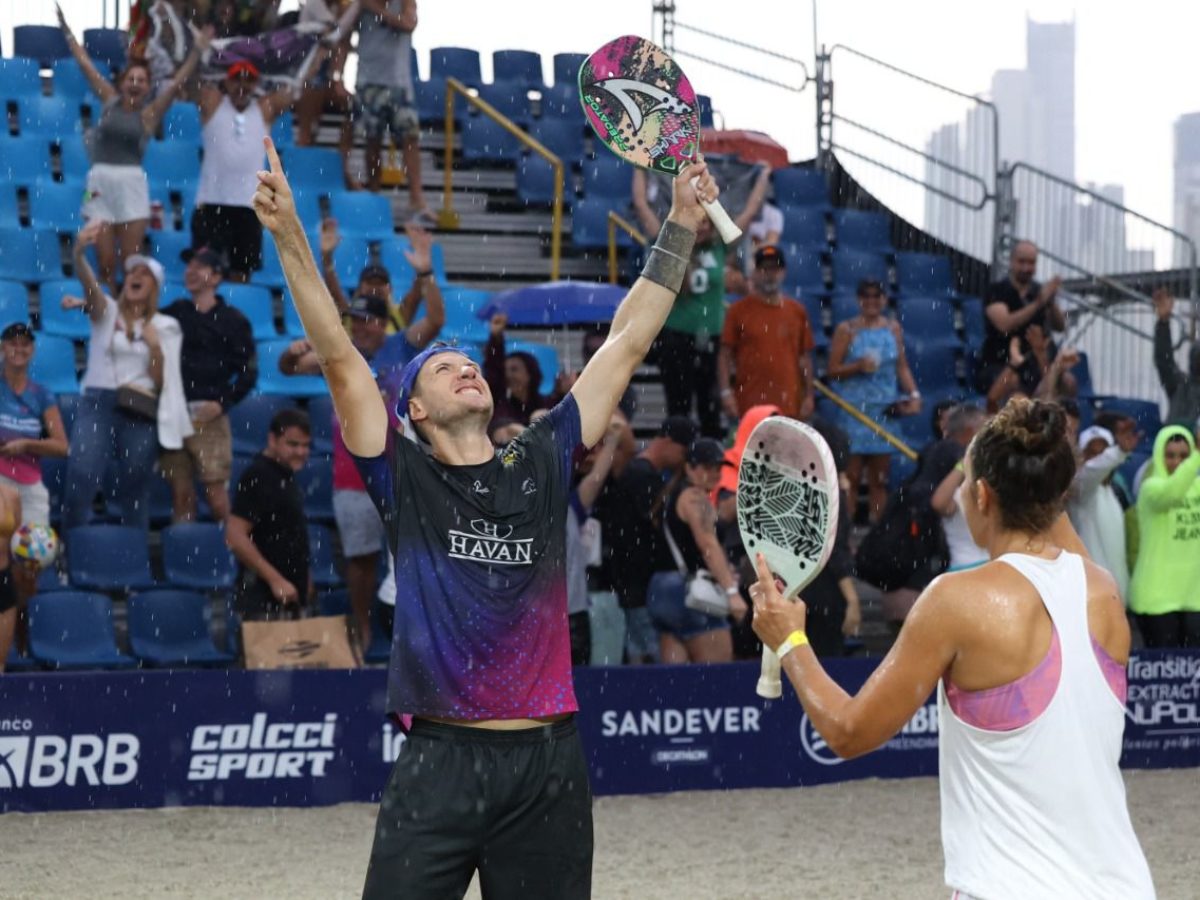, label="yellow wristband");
[775,630,809,660]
